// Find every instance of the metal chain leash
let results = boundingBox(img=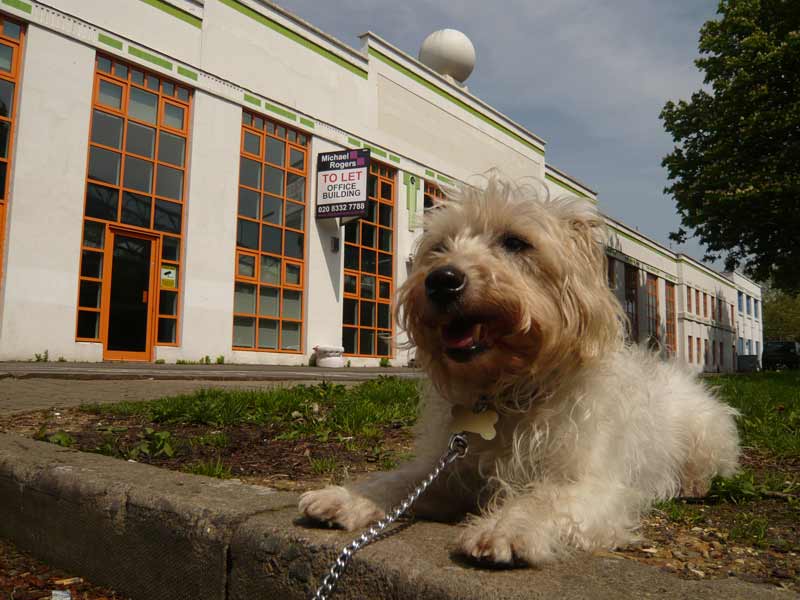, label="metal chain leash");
[311,432,469,600]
